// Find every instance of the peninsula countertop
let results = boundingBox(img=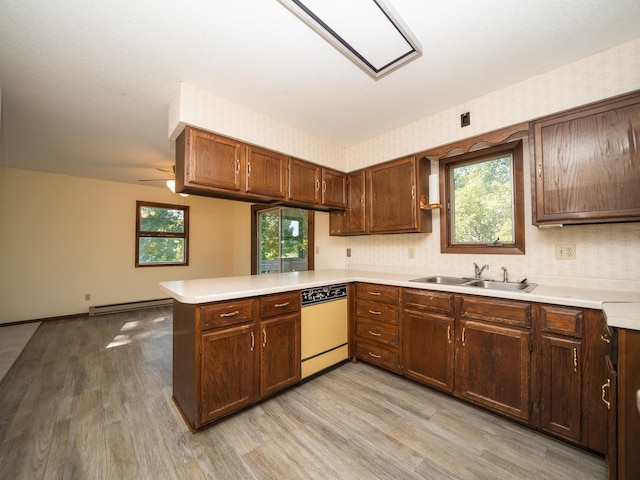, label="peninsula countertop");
[160,269,640,330]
